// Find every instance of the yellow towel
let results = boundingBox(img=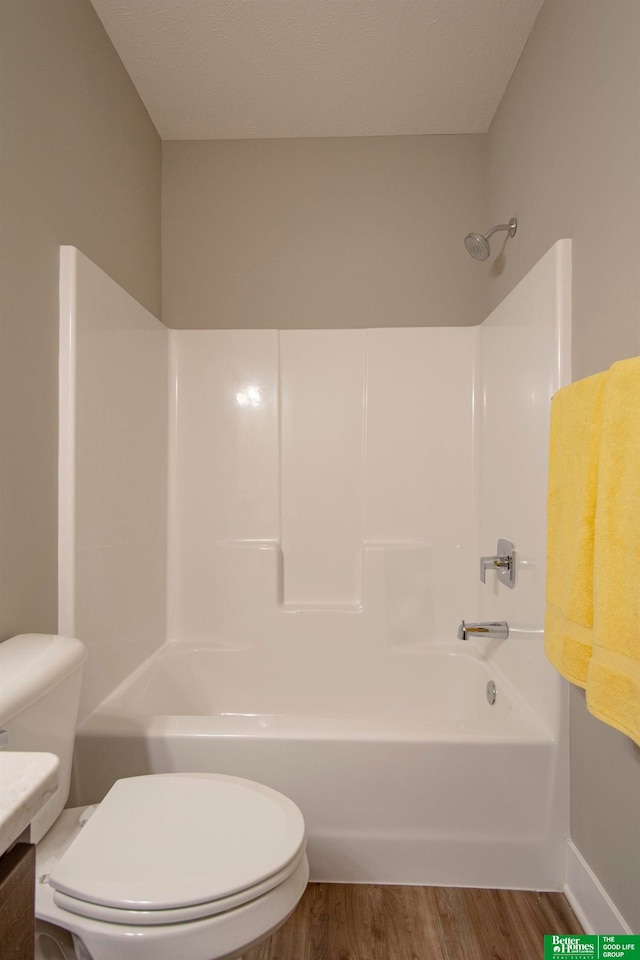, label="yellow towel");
[587,357,640,744]
[544,372,606,687]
